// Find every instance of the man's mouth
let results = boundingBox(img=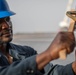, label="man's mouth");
[2,30,12,37]
[3,33,11,37]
